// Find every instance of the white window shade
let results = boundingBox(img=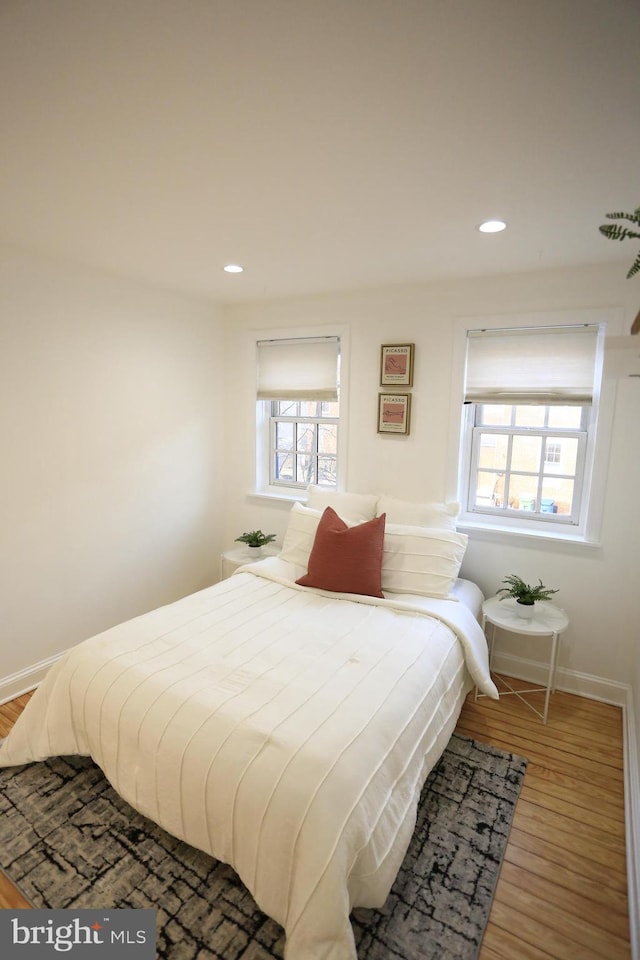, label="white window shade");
[257,337,339,401]
[465,325,599,404]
